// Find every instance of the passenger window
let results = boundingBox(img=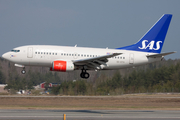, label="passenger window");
[55,53,57,55]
